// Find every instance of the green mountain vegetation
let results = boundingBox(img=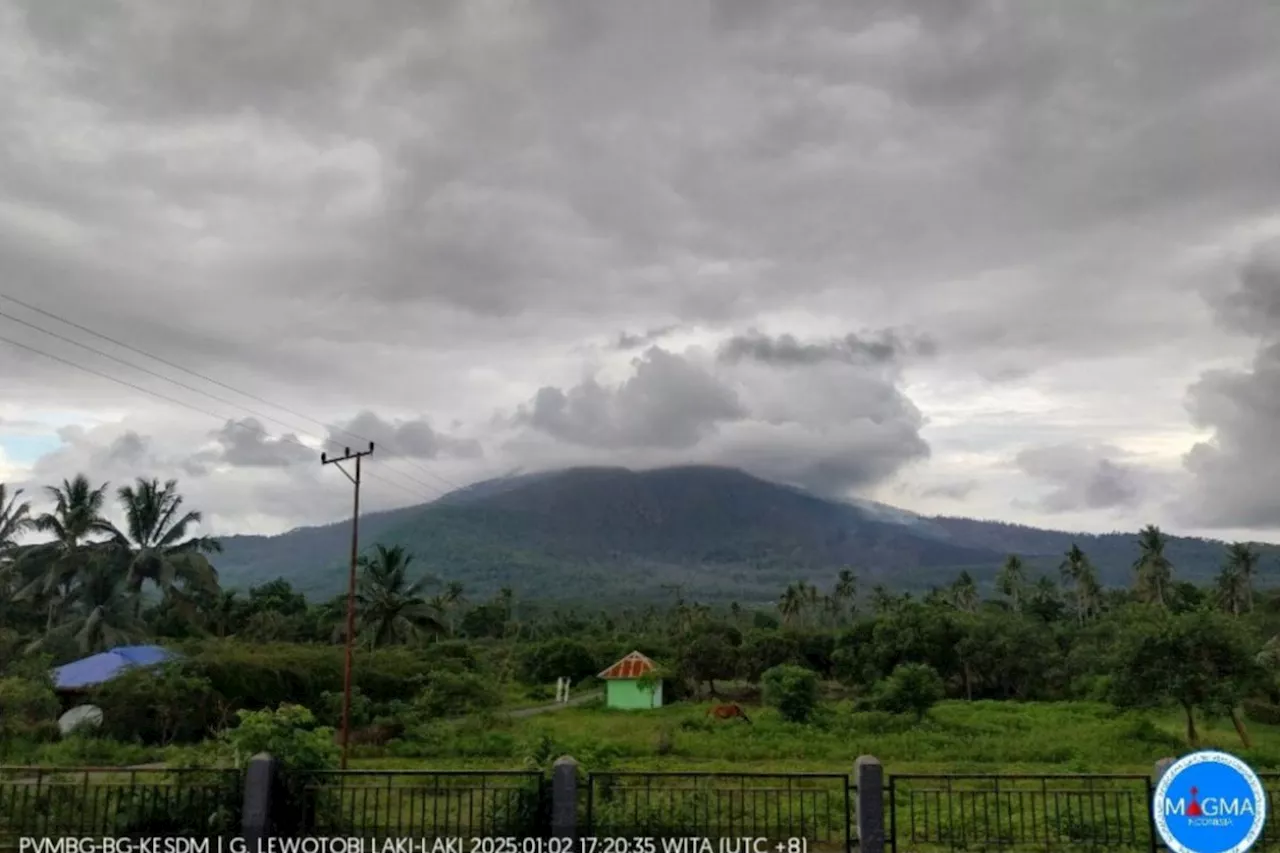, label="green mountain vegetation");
[211,465,1280,602]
